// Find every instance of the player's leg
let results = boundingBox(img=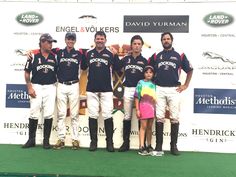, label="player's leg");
[54,83,67,149]
[167,87,181,155]
[153,86,166,156]
[42,84,56,149]
[87,92,99,151]
[119,87,135,152]
[101,92,114,152]
[68,83,80,150]
[22,84,42,148]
